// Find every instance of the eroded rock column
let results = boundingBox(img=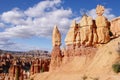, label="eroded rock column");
[79,14,93,46]
[49,25,62,71]
[95,5,110,43]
